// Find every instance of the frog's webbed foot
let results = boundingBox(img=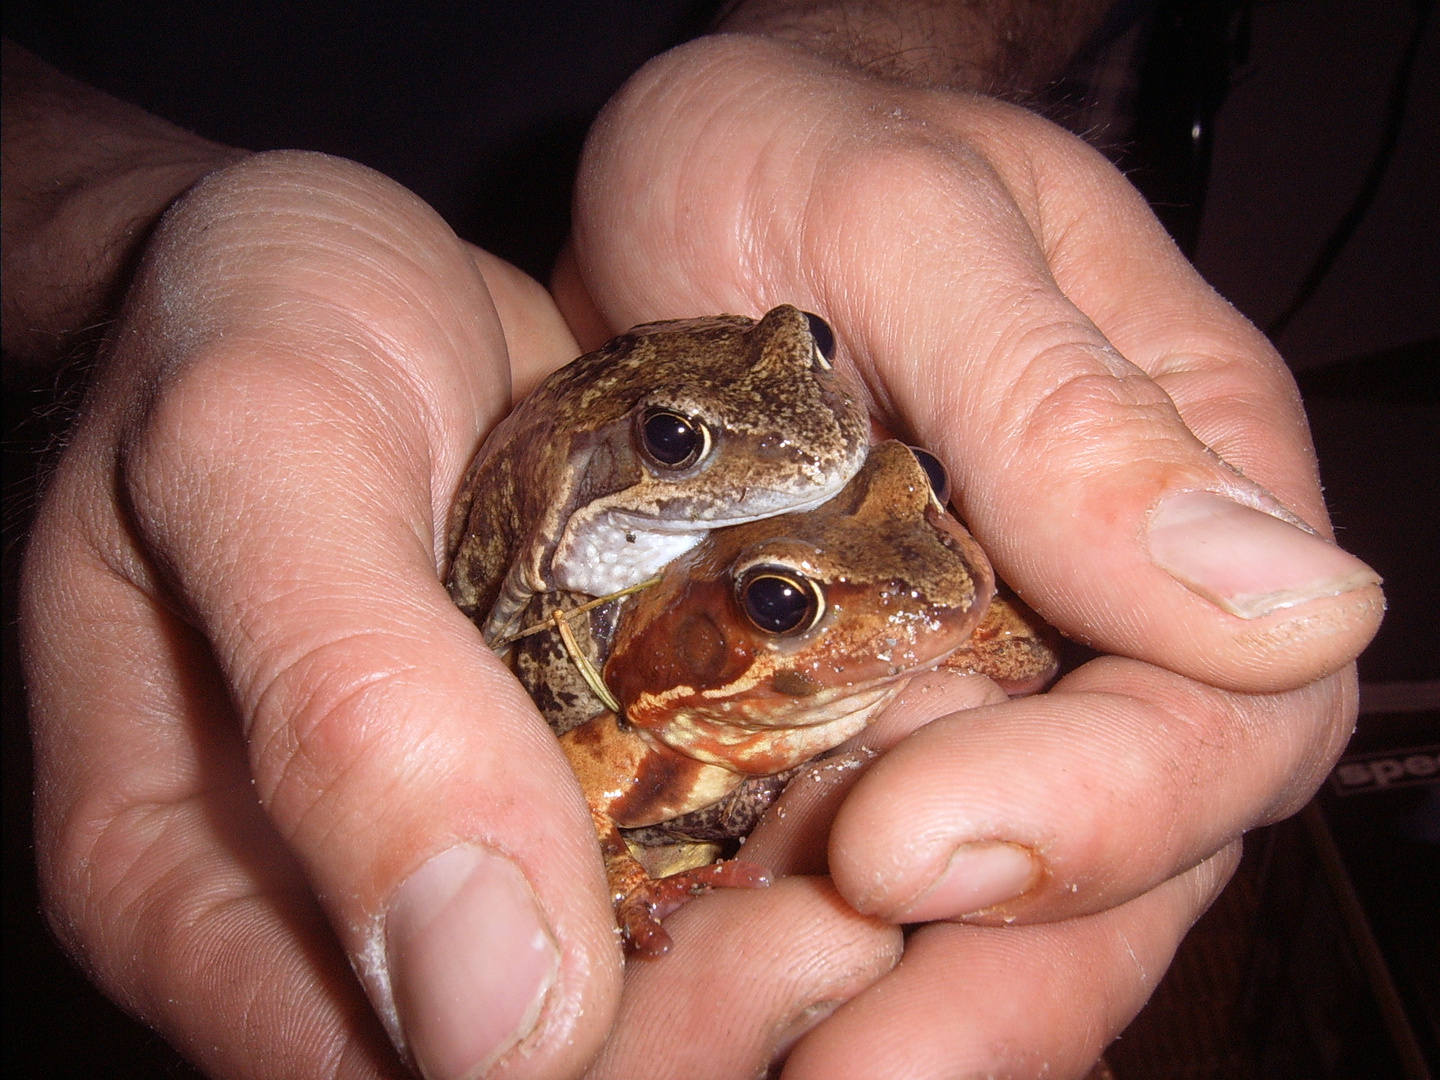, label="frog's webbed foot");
[600,823,769,957]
